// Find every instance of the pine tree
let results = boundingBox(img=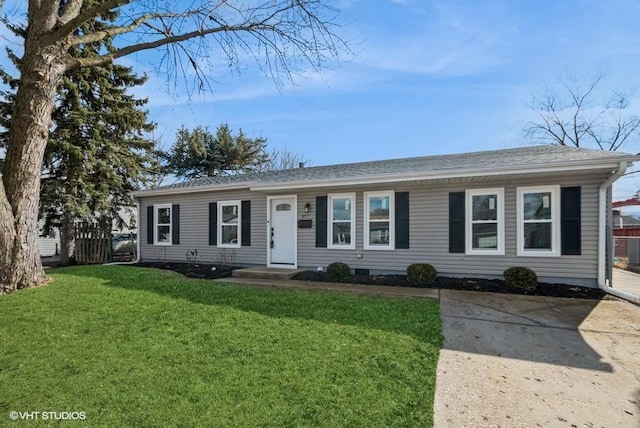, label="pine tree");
[42,64,156,264]
[164,124,269,180]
